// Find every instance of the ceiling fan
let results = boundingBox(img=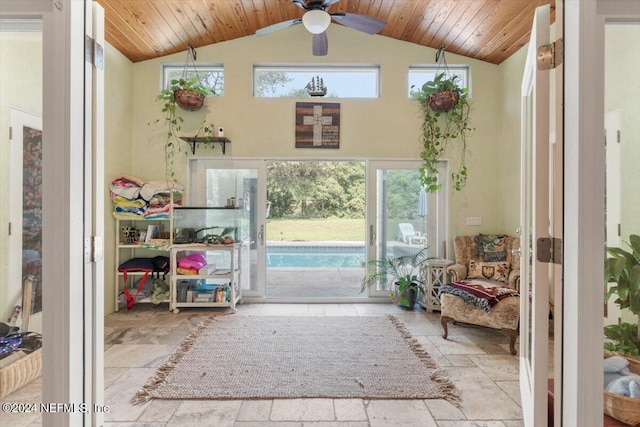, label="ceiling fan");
[255,0,387,56]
